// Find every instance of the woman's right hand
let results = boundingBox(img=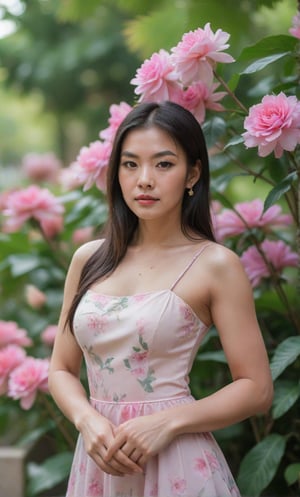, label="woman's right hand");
[79,410,144,476]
